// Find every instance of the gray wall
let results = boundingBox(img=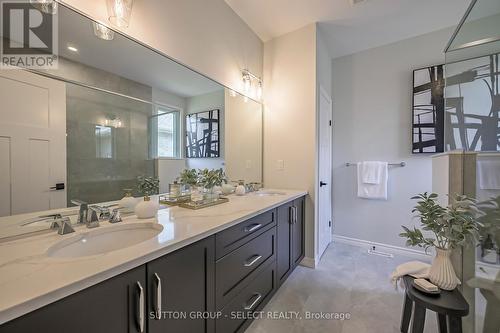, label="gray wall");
[61,58,155,204]
[331,27,453,248]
